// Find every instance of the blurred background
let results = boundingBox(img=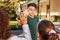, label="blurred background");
[0,0,60,36]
